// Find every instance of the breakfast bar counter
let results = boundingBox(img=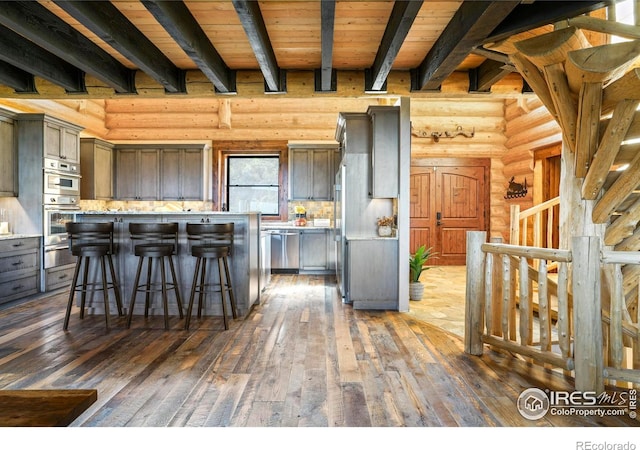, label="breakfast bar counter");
[76,211,262,320]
